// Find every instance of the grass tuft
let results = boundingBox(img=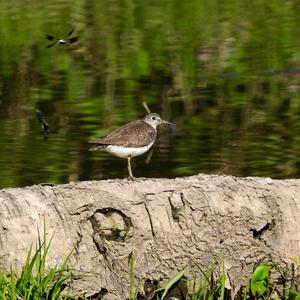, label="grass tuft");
[0,221,80,300]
